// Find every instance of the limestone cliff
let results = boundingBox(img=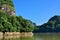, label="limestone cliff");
[0,0,15,16]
